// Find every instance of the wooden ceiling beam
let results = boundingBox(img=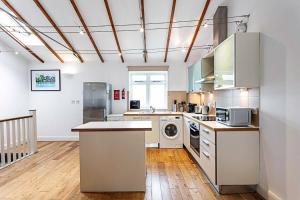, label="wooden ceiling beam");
[103,0,124,63]
[33,0,83,63]
[164,0,176,62]
[70,0,104,63]
[1,0,64,63]
[140,0,147,62]
[0,25,44,63]
[184,0,211,62]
